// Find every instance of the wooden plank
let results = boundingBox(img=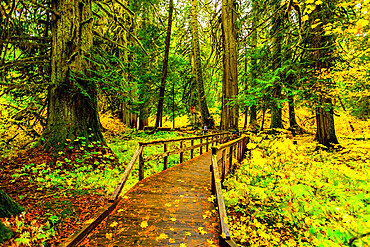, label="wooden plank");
[109,146,143,202]
[60,199,119,247]
[211,155,231,239]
